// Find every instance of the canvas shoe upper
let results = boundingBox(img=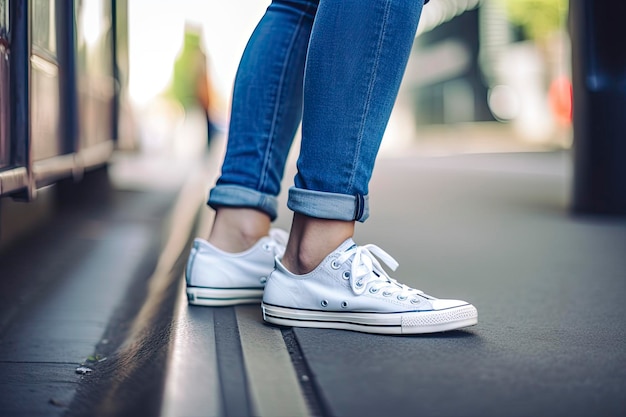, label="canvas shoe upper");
[262,238,478,334]
[186,229,288,306]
